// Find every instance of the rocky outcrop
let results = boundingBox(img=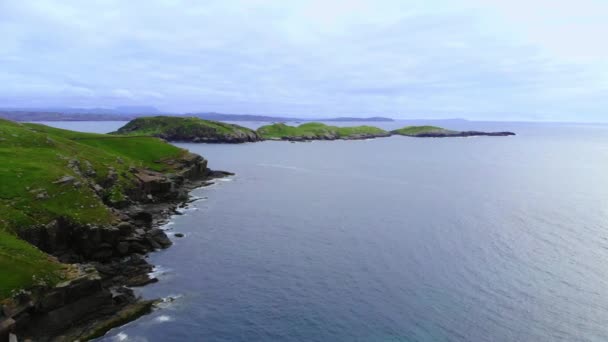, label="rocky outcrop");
[112,116,262,143]
[0,267,156,342]
[6,151,231,341]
